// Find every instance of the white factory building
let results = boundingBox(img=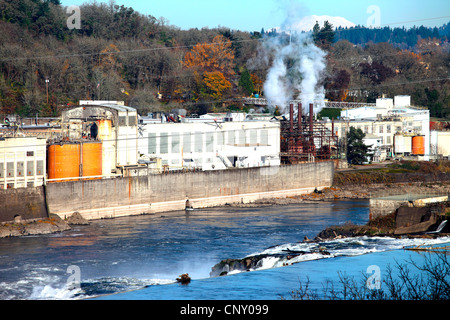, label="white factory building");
[137,113,280,171]
[323,95,431,161]
[0,136,46,189]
